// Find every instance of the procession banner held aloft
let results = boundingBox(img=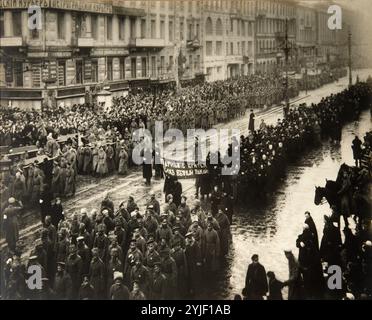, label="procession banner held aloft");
[162,158,208,178]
